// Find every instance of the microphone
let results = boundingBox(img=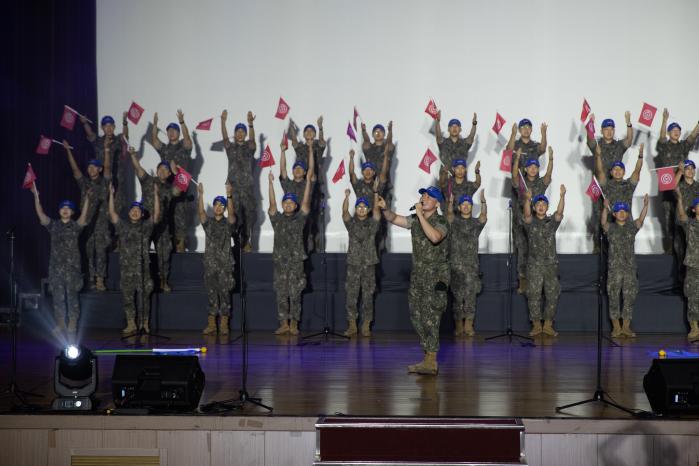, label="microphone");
[409,205,416,211]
